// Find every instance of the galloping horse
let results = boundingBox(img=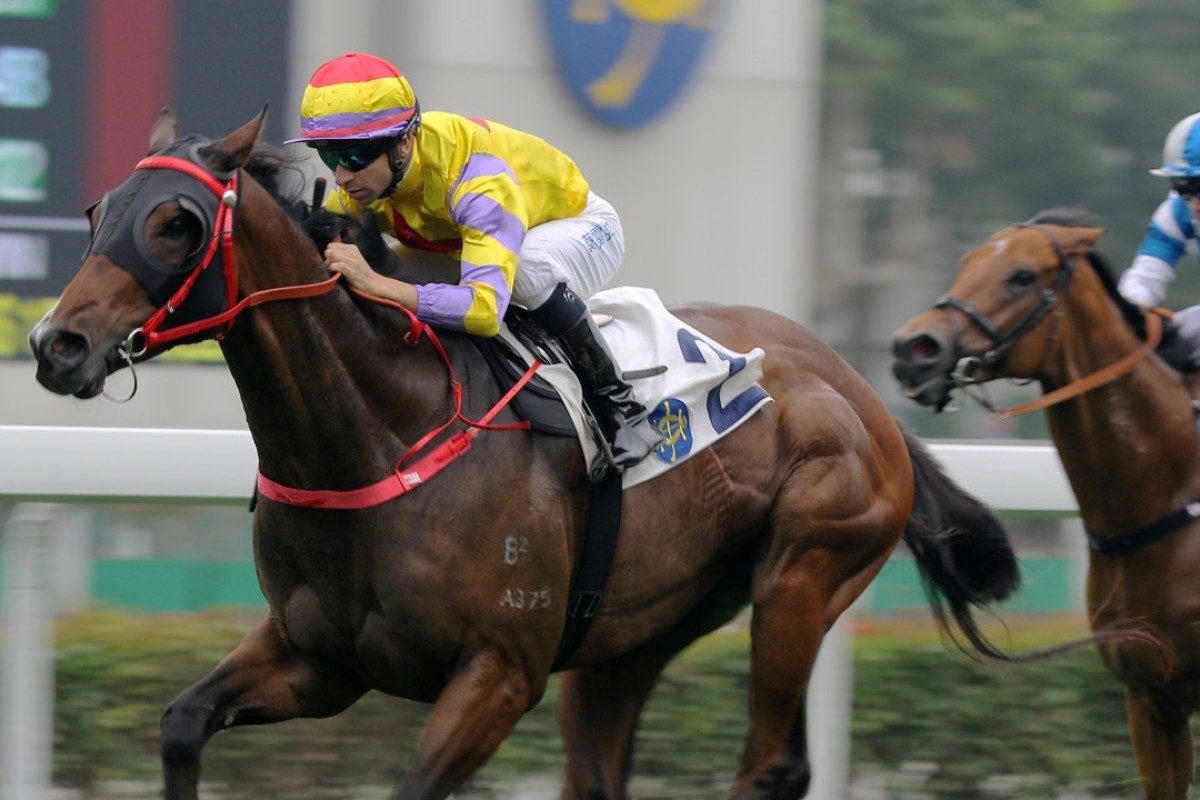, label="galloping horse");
[892,208,1200,800]
[31,107,1019,800]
